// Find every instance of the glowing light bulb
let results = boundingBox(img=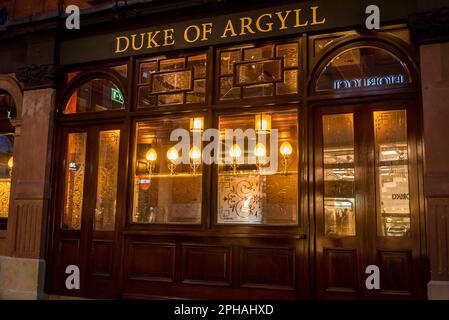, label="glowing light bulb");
[145,148,157,162]
[190,117,204,132]
[7,156,13,169]
[166,147,179,162]
[280,141,293,156]
[189,146,201,161]
[254,143,266,157]
[229,144,242,158]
